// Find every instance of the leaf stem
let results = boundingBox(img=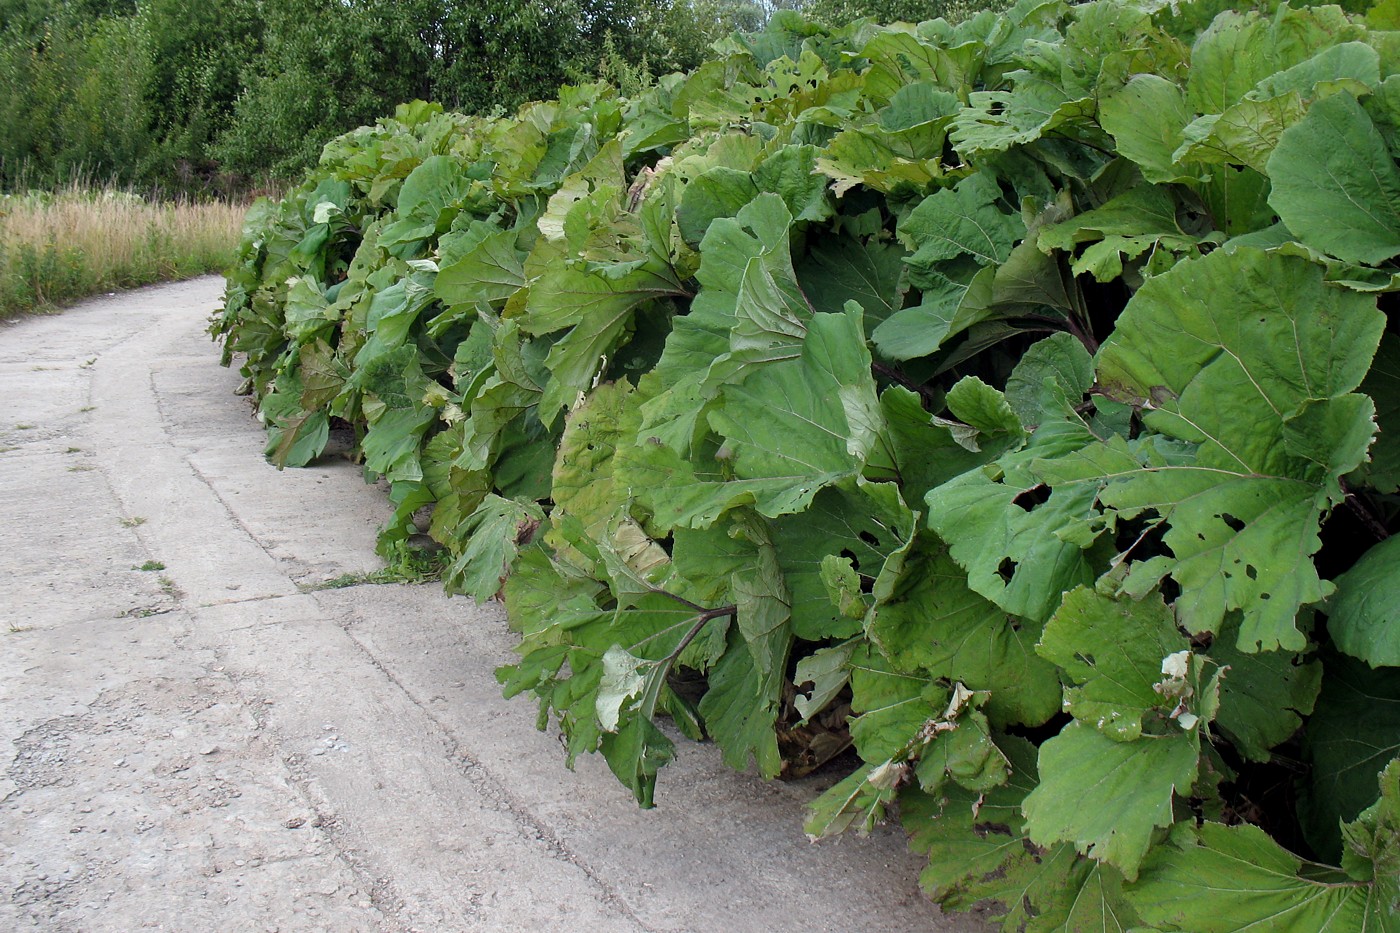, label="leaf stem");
[670,604,737,660]
[872,362,939,406]
[1340,479,1390,541]
[648,586,710,614]
[1064,302,1099,354]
